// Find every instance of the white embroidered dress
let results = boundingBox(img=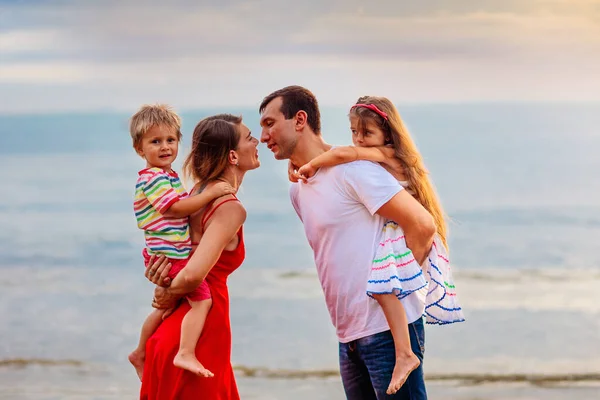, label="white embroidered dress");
[366,181,465,325]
